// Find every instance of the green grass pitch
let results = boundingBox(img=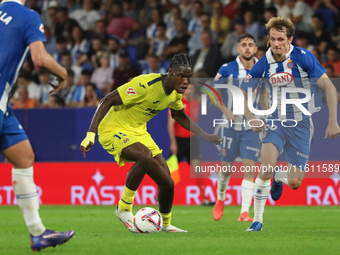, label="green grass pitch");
[1,206,339,255]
